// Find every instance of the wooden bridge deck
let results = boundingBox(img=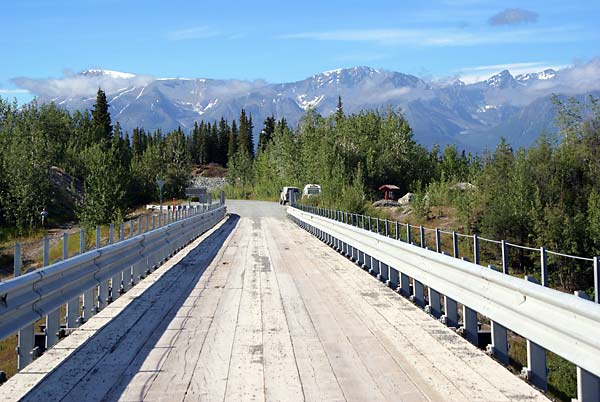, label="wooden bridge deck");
[4,201,549,402]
